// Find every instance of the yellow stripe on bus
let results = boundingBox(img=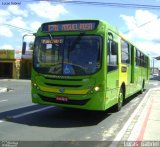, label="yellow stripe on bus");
[39,85,89,95]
